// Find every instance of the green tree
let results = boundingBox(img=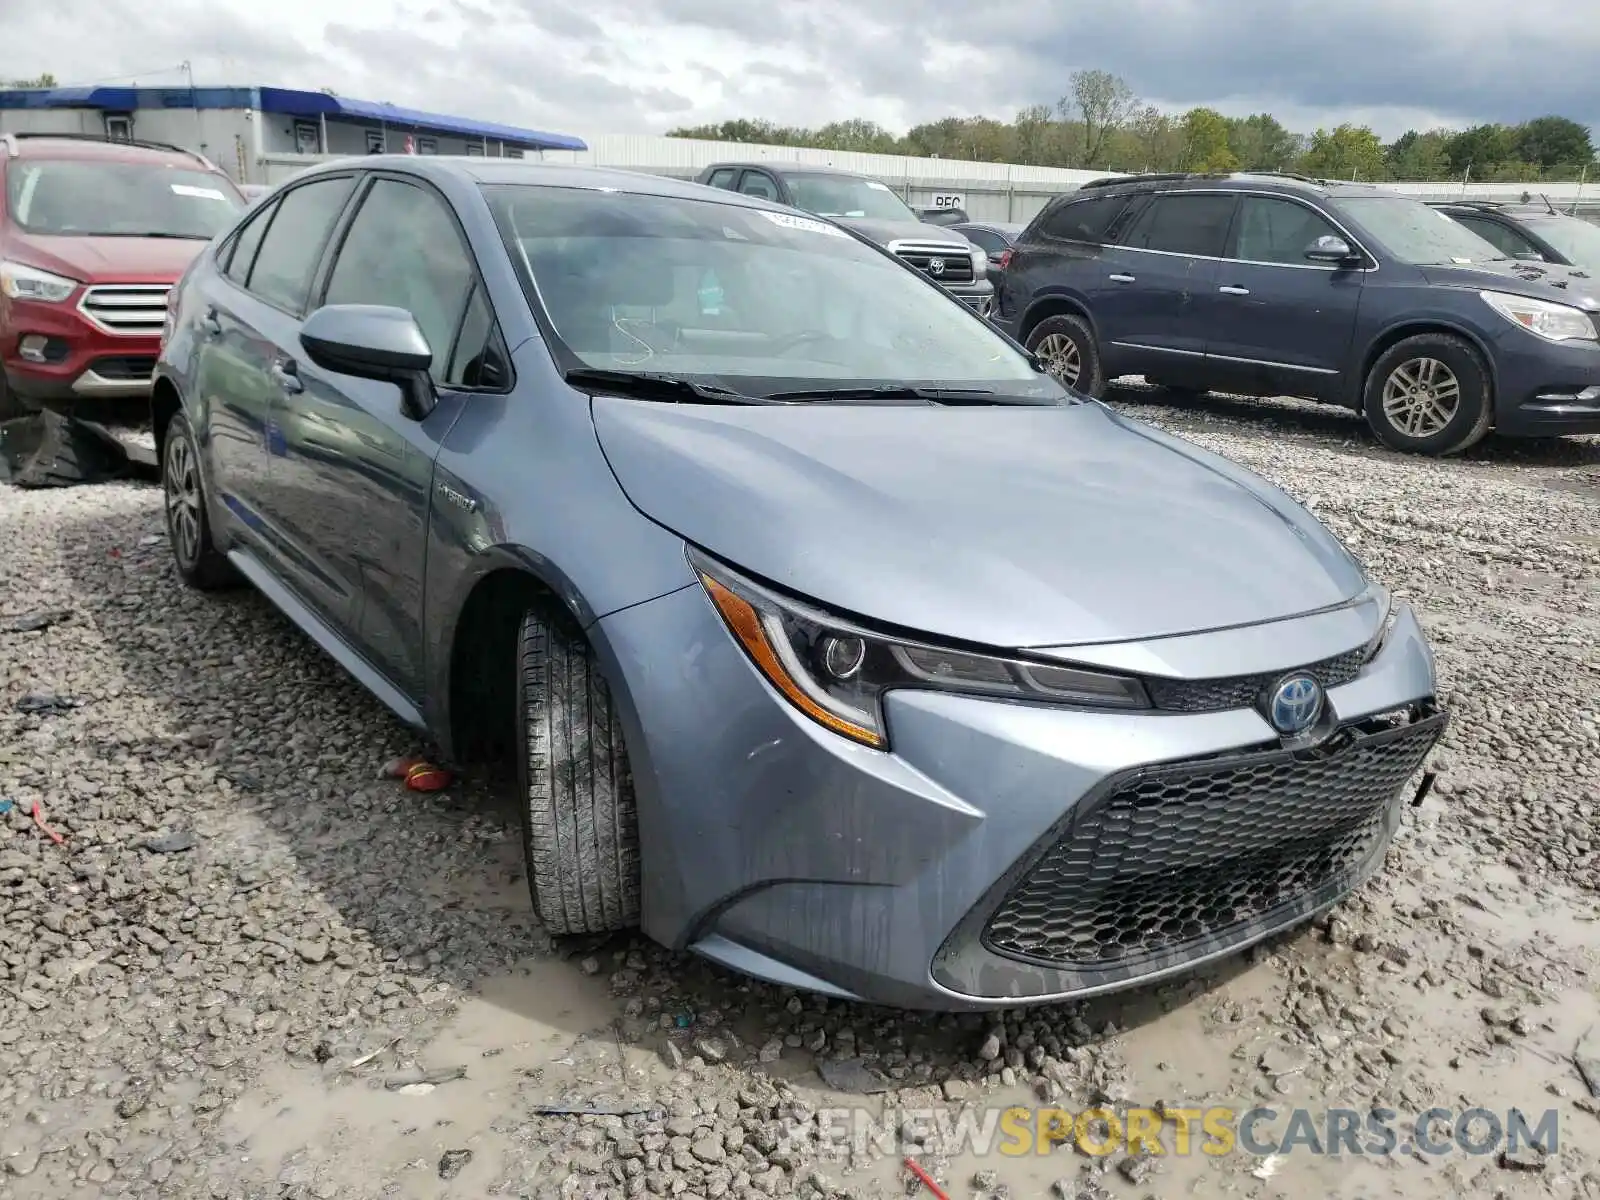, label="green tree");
[1513,115,1594,171]
[1300,124,1386,180]
[1181,107,1238,171]
[811,119,900,154]
[1443,124,1517,176]
[1062,69,1139,168]
[1386,130,1451,181]
[4,72,57,88]
[1226,113,1302,172]
[1120,105,1186,172]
